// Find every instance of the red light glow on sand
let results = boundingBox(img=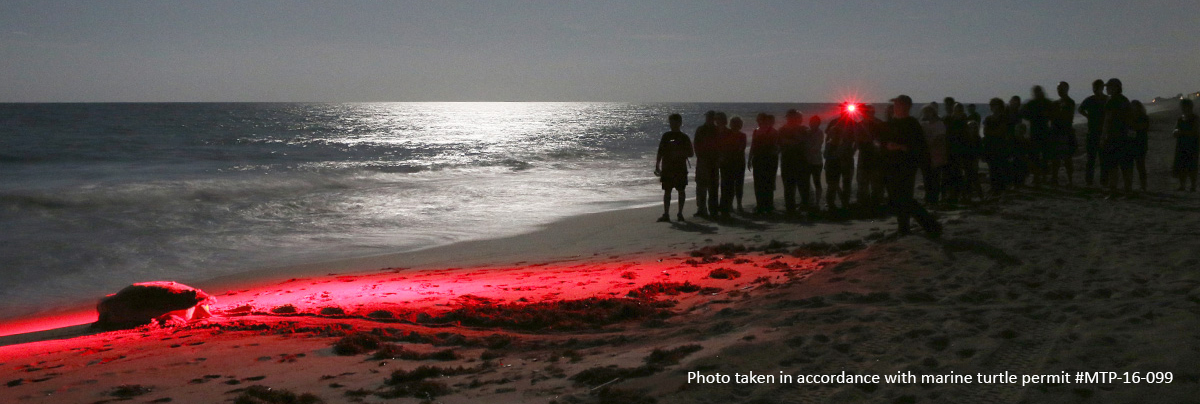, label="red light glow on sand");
[0,252,835,346]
